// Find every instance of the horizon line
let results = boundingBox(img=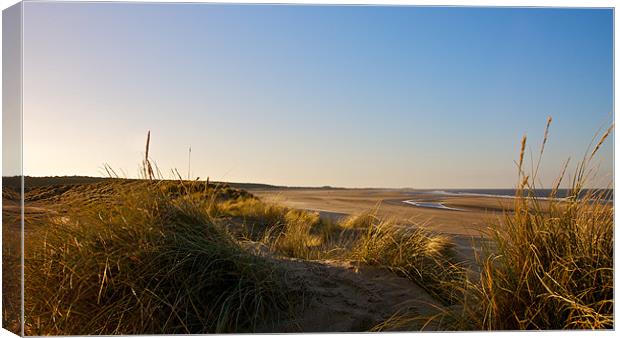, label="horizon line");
[2,174,613,191]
